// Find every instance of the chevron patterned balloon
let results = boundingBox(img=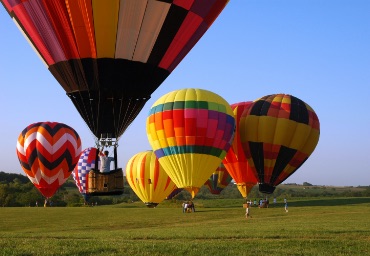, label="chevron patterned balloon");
[16,122,82,198]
